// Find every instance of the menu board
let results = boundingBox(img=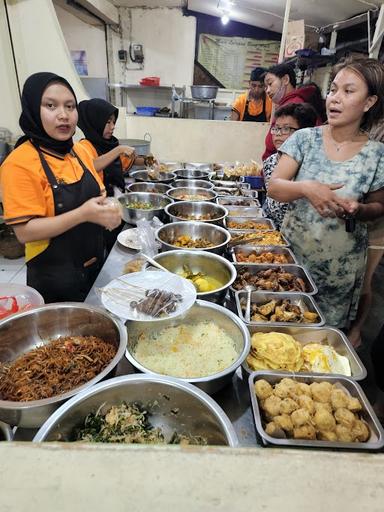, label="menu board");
[198,34,280,89]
